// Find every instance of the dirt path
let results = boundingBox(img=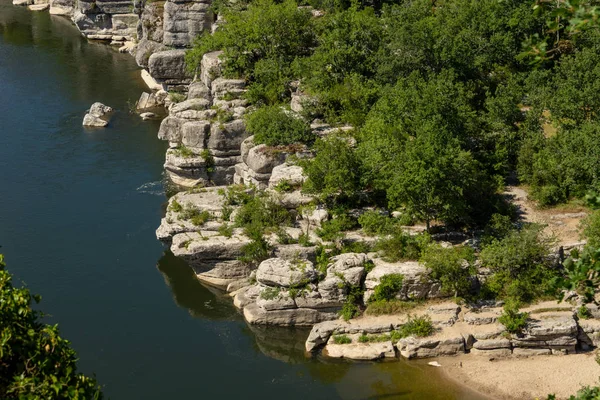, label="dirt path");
[504,186,588,248]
